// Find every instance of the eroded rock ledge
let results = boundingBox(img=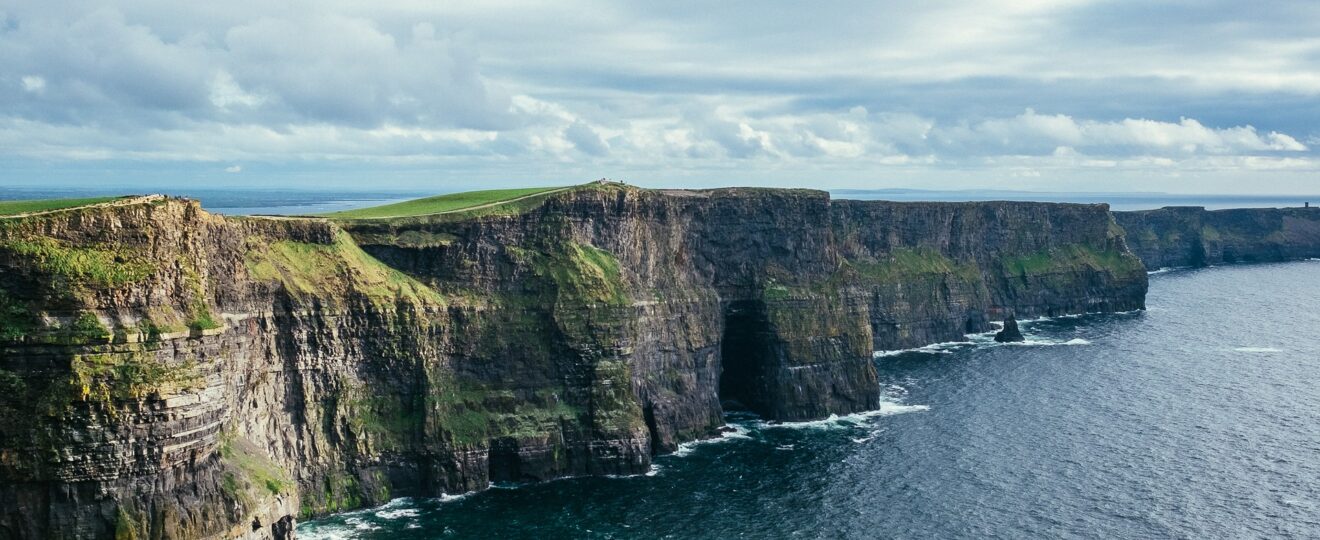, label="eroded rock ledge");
[0,185,1146,538]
